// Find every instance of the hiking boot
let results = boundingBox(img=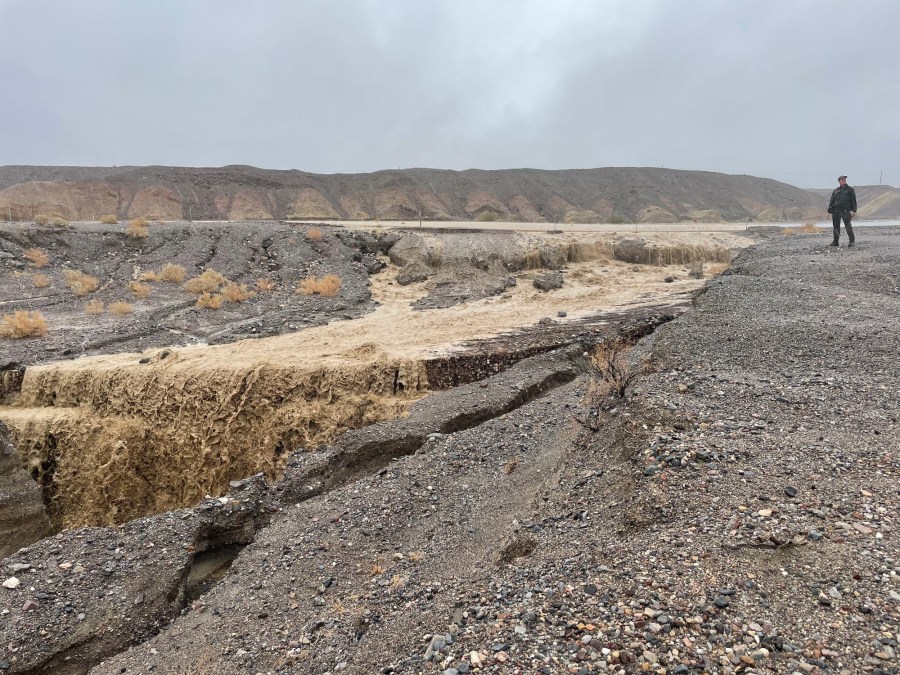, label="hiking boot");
[829,241,839,247]
[848,241,855,248]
